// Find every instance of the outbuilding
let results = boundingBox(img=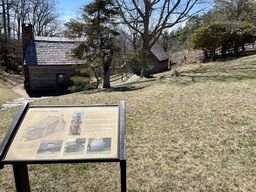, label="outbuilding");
[133,44,170,76]
[22,24,85,91]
